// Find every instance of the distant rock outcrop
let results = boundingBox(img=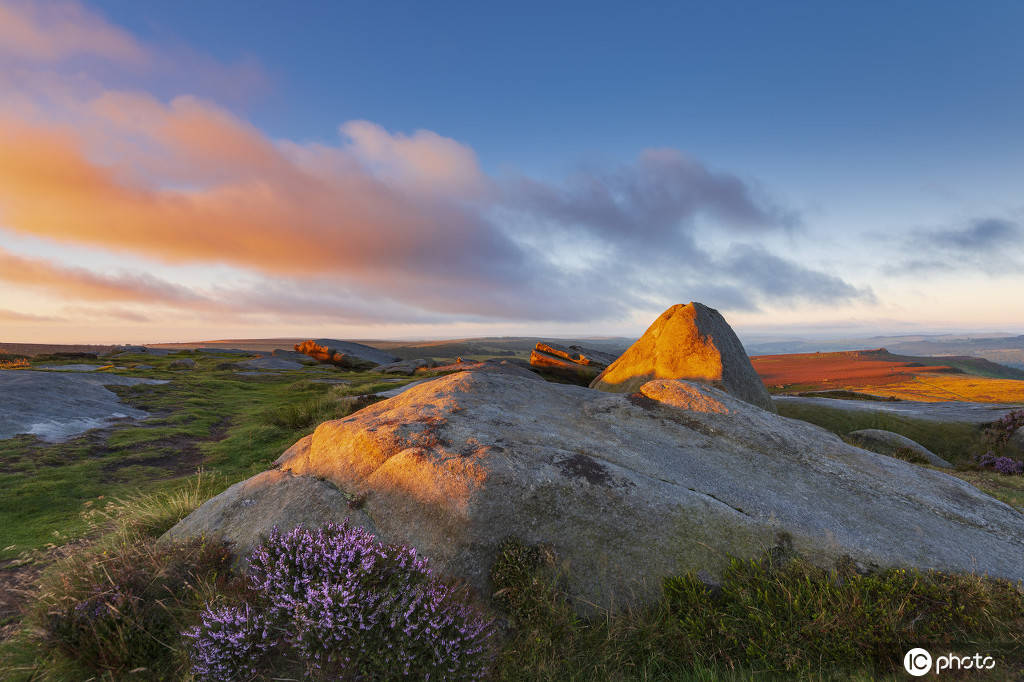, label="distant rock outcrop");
[168,358,196,369]
[294,339,397,369]
[846,429,953,468]
[168,366,1024,613]
[377,358,438,375]
[590,302,776,412]
[529,342,618,381]
[237,357,305,371]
